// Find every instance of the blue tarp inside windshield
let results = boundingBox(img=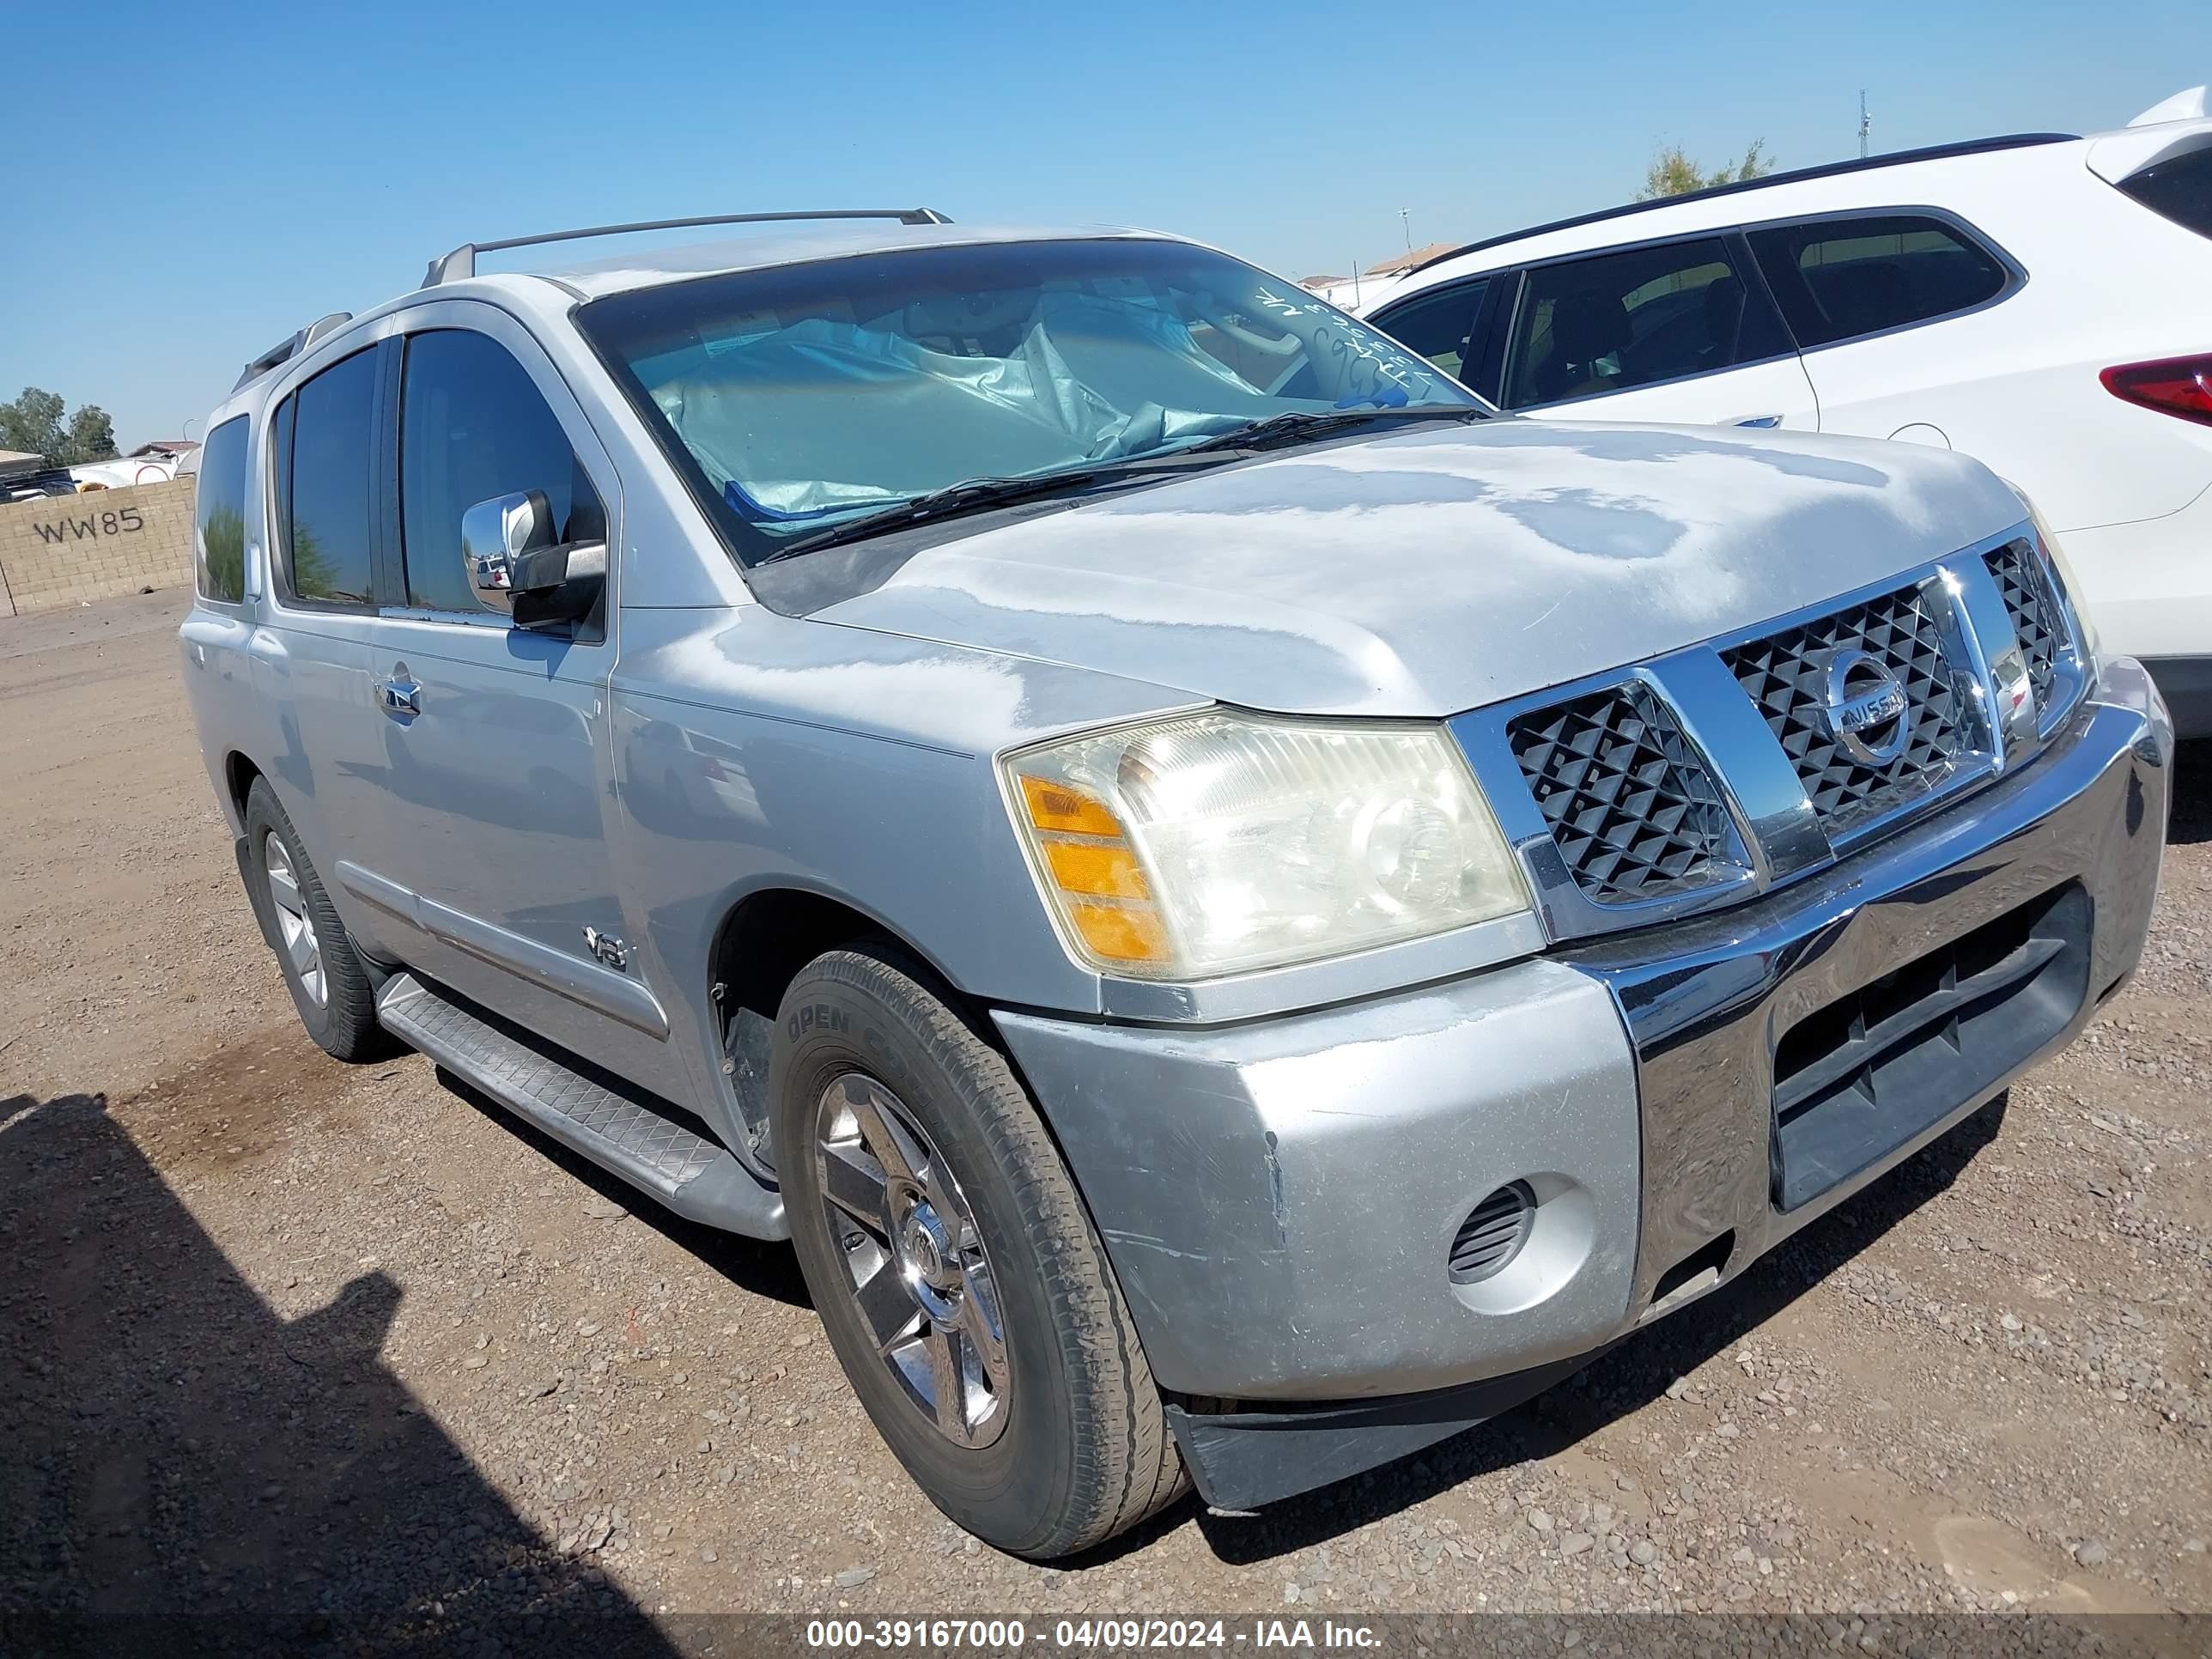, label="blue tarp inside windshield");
[653,292,1352,524]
